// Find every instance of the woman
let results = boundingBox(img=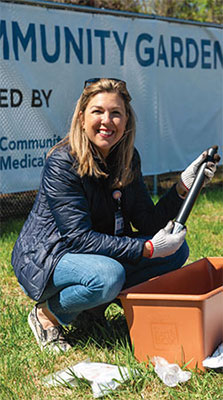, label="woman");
[11,78,217,353]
